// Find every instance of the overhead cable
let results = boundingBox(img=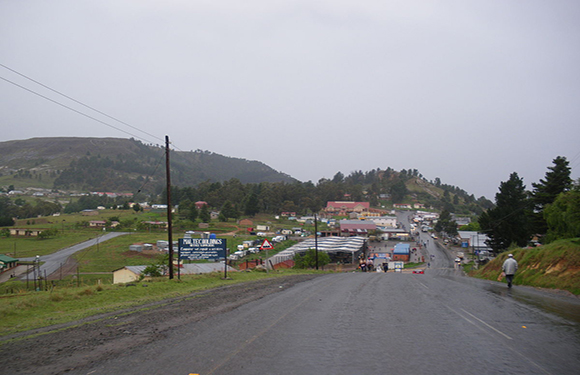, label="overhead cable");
[0,63,164,144]
[0,75,153,144]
